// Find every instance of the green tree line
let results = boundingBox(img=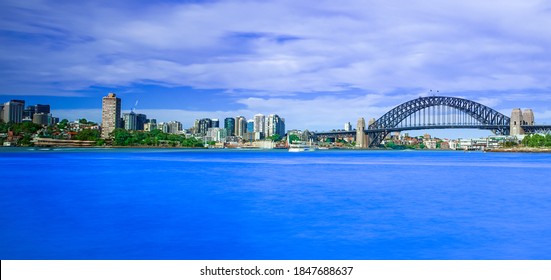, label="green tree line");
[522,134,551,147]
[109,128,204,147]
